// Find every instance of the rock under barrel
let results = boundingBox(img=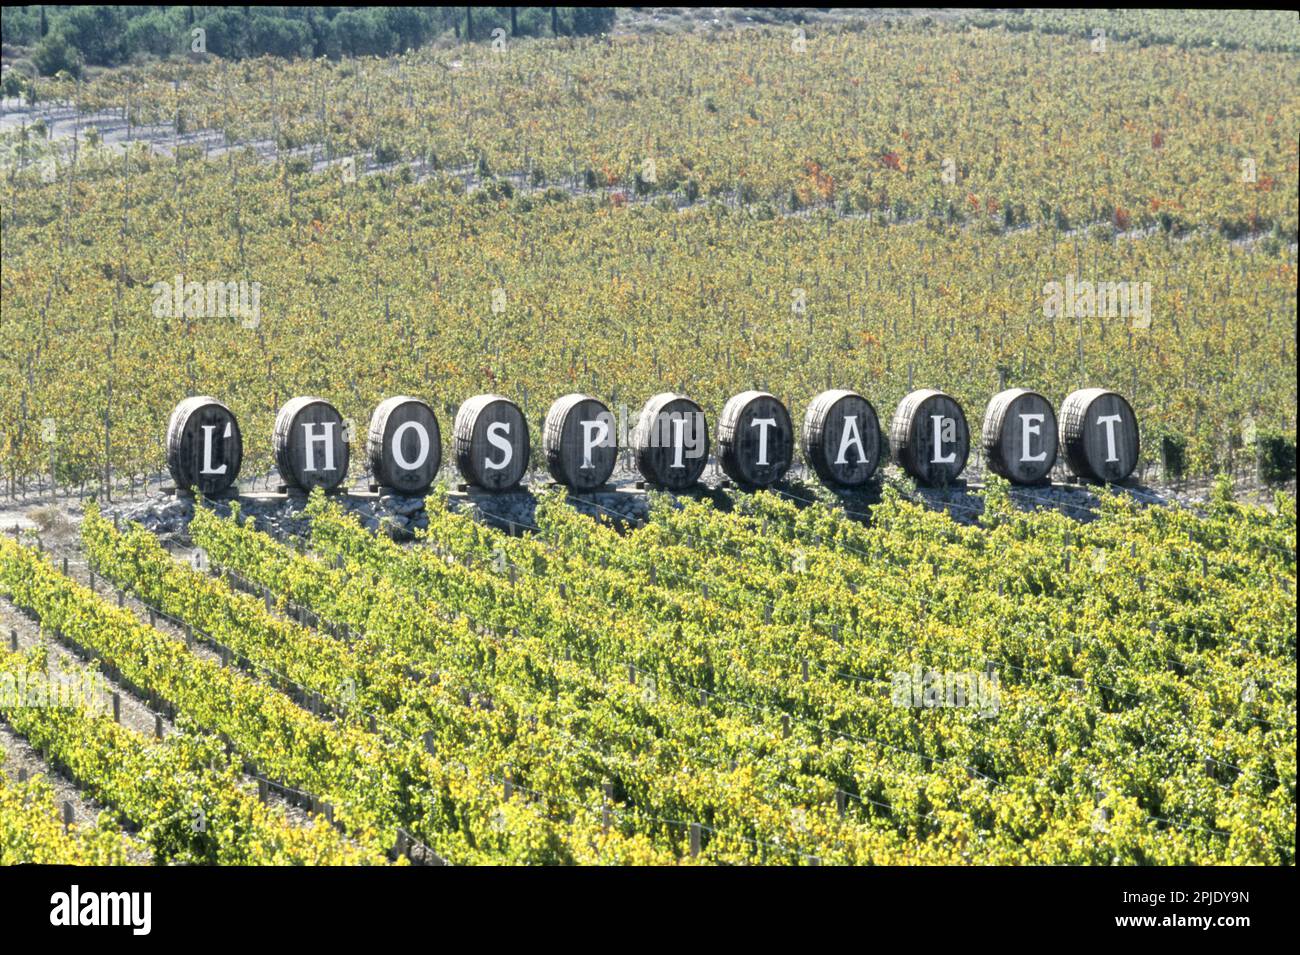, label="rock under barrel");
[632,393,708,490]
[166,396,243,495]
[454,394,529,491]
[718,390,793,487]
[1059,388,1140,483]
[274,396,349,491]
[368,396,441,495]
[981,388,1058,485]
[889,389,969,486]
[801,389,880,487]
[544,393,617,491]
